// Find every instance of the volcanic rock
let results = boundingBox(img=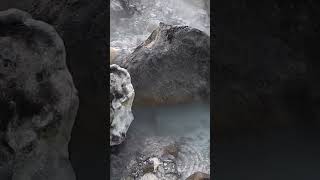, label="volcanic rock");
[111,0,140,19]
[0,9,78,180]
[0,0,108,178]
[110,64,135,146]
[120,22,210,106]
